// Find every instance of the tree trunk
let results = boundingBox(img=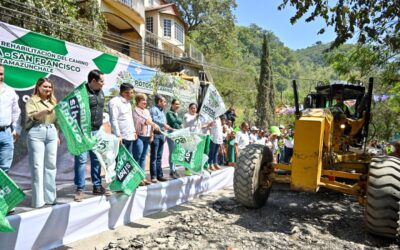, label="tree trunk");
[256,34,275,129]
